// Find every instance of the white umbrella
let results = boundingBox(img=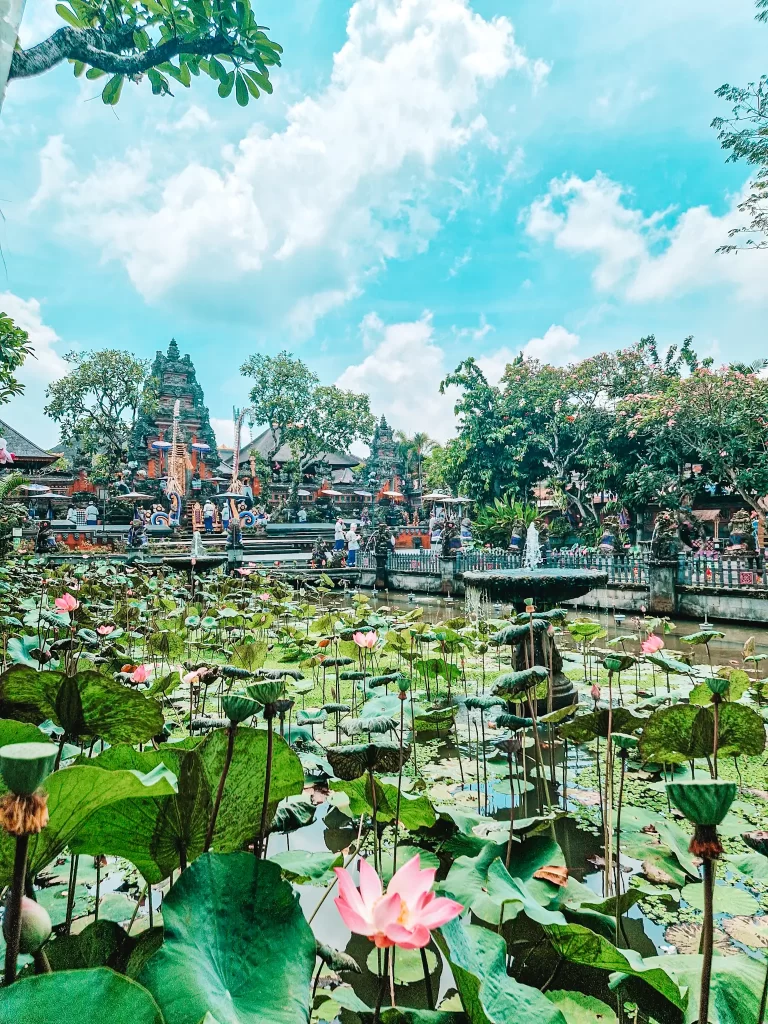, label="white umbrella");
[297,489,311,496]
[151,440,172,451]
[320,489,344,496]
[354,489,373,497]
[382,490,404,498]
[21,483,53,493]
[422,492,452,501]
